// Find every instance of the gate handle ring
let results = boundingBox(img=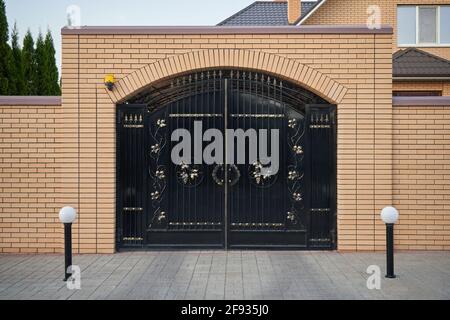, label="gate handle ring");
[212,164,240,187]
